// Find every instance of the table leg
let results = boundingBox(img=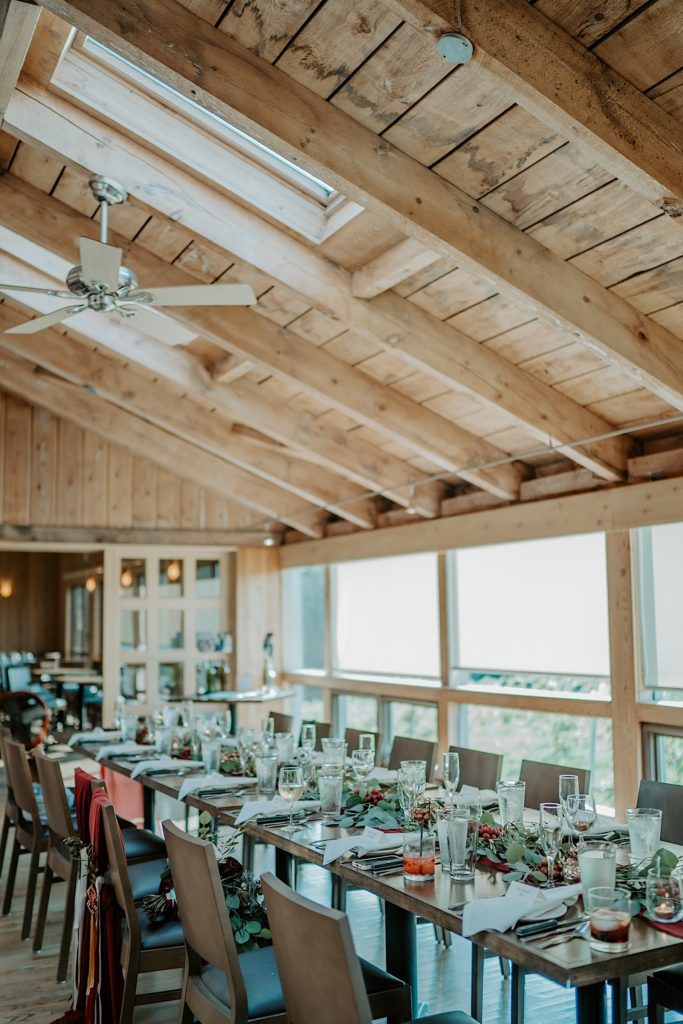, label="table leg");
[609,977,628,1024]
[511,964,526,1024]
[385,902,418,1018]
[78,686,85,731]
[228,702,237,735]
[470,944,484,1022]
[576,982,606,1024]
[275,847,291,885]
[143,786,155,832]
